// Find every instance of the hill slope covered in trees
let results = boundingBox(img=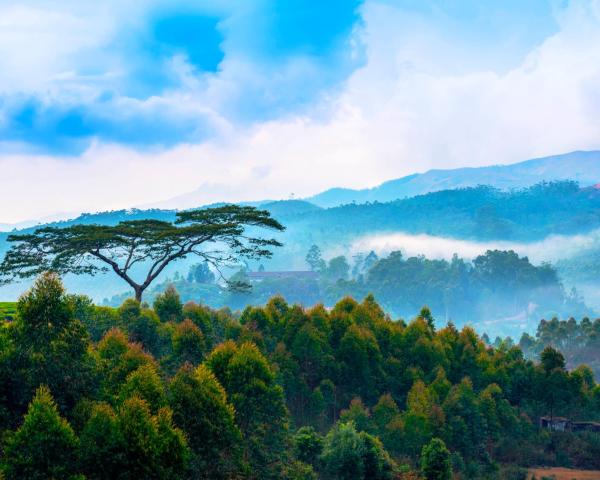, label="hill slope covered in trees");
[1,274,599,479]
[2,182,600,327]
[306,151,600,207]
